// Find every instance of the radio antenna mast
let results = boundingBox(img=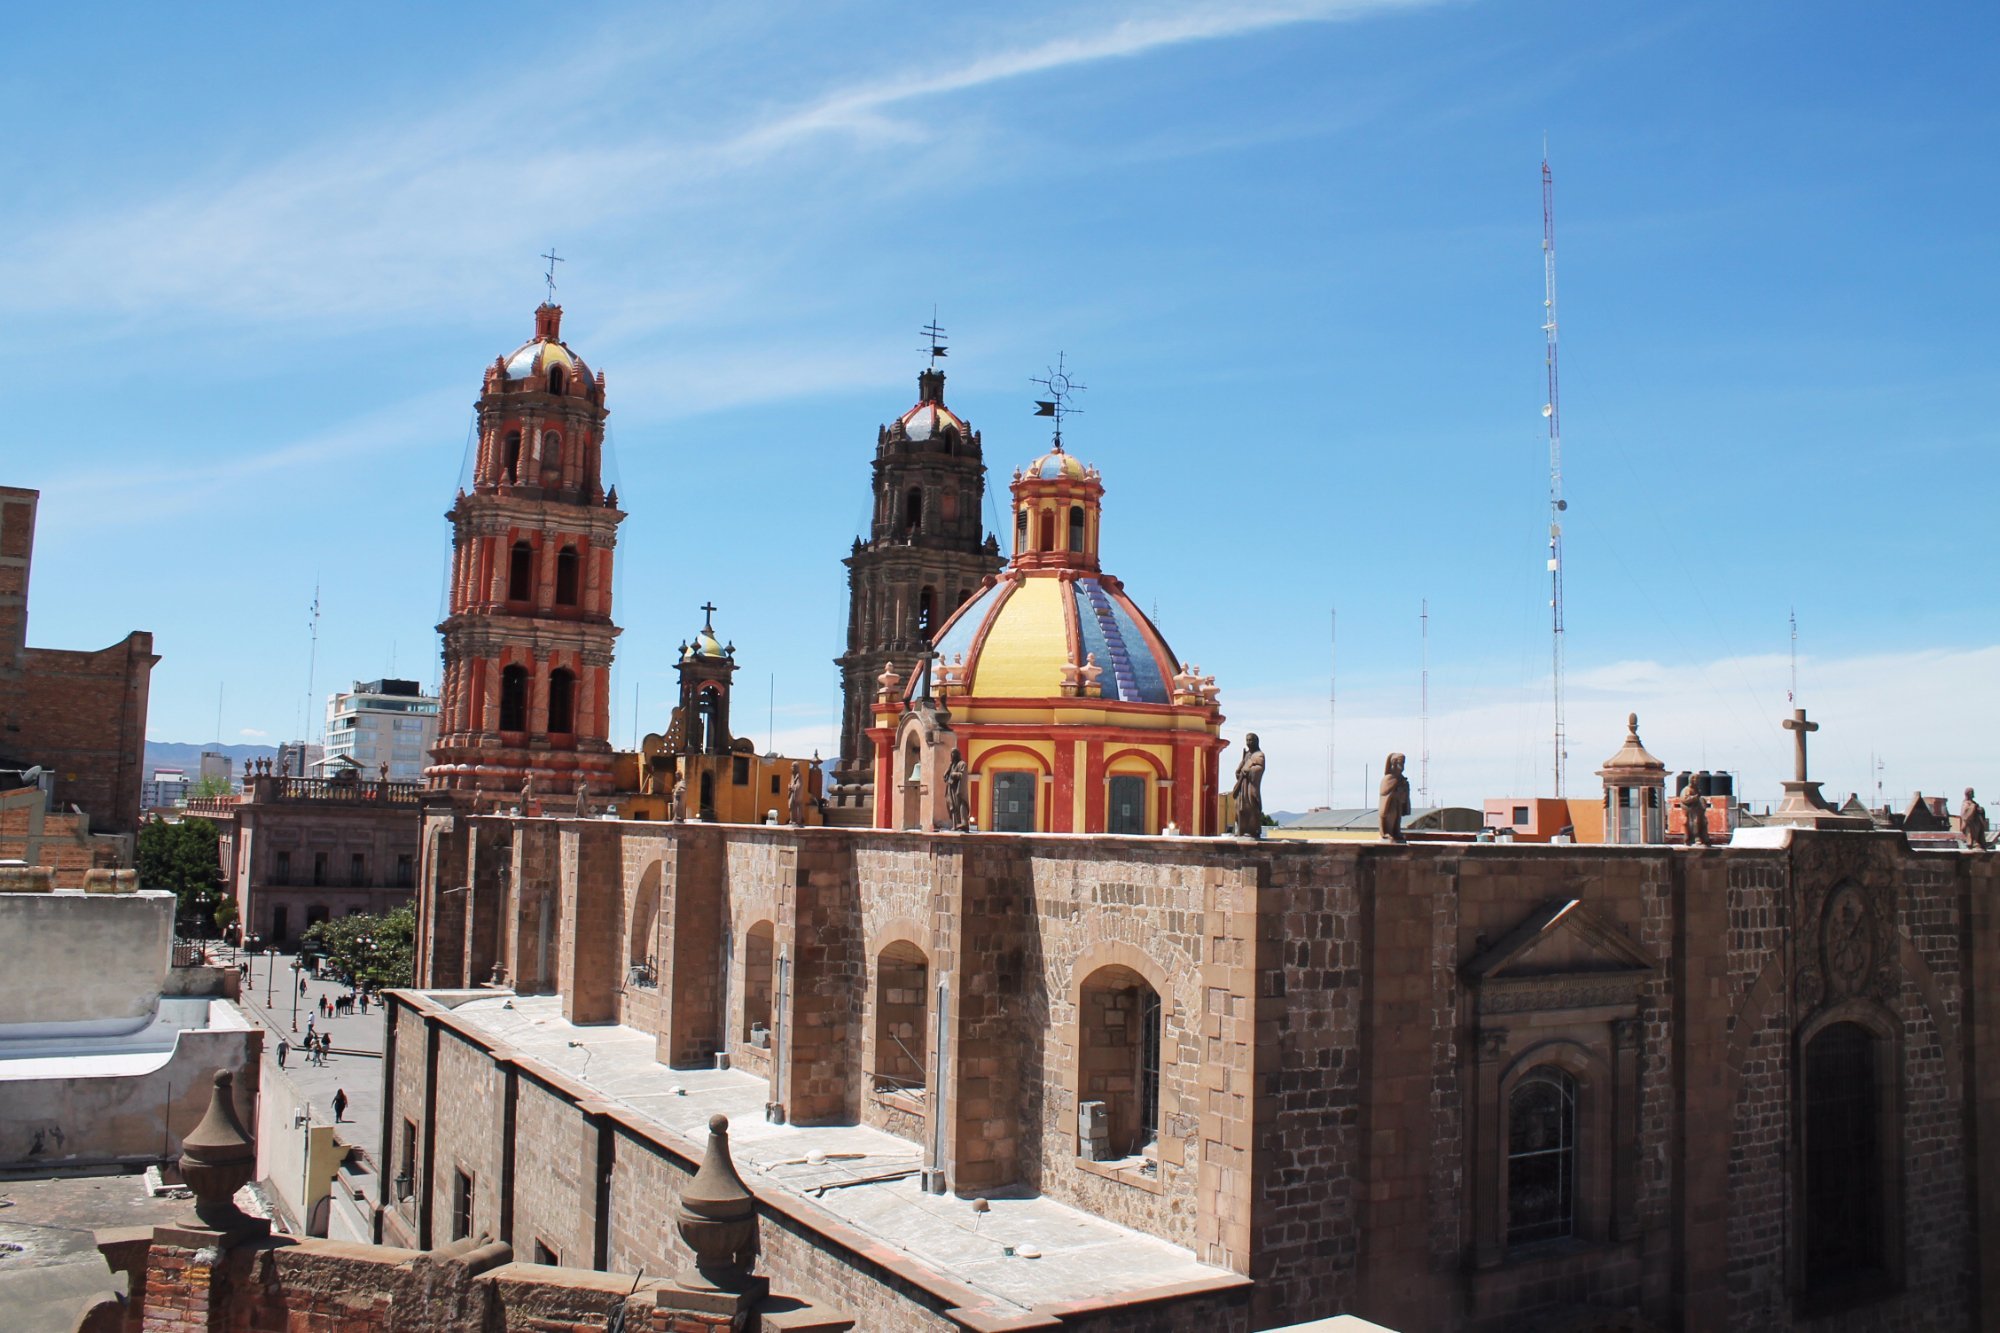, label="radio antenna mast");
[1542,148,1569,798]
[1788,607,1798,704]
[1328,609,1337,810]
[1420,598,1431,808]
